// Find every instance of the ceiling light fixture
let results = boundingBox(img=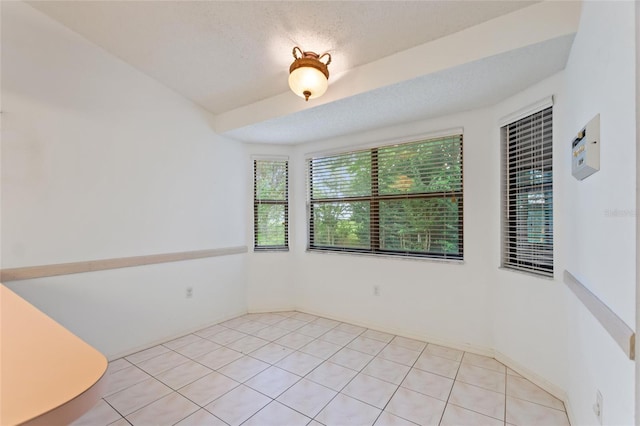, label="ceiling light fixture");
[288,46,331,101]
